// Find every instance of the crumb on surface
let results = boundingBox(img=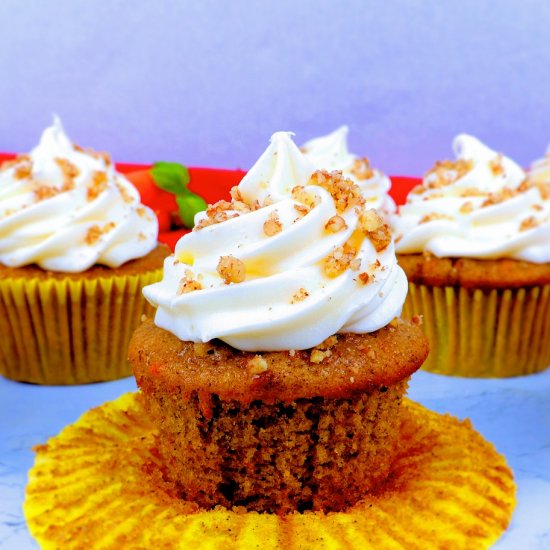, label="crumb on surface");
[84,222,116,245]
